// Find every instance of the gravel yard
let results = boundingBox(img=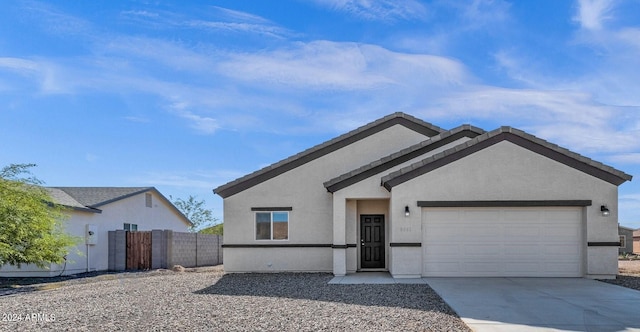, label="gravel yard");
[0,266,469,331]
[601,260,640,291]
